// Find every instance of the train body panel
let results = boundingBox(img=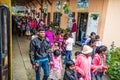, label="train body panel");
[0,0,12,80]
